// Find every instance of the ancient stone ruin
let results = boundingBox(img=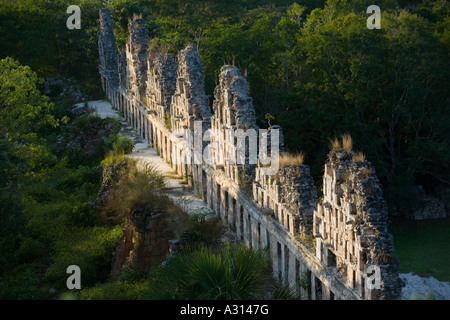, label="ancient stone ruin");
[98,9,402,299]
